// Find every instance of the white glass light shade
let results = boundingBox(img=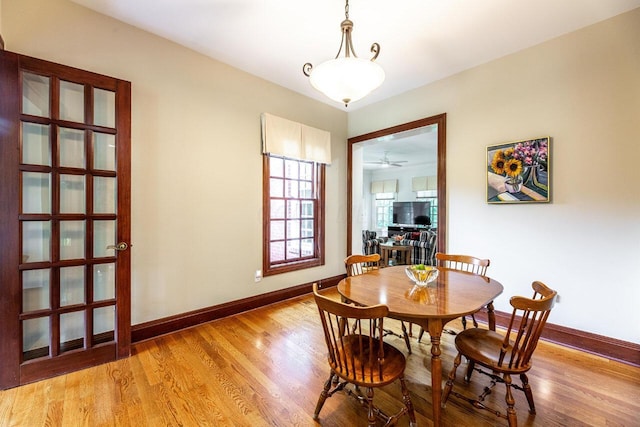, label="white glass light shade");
[309,57,385,105]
